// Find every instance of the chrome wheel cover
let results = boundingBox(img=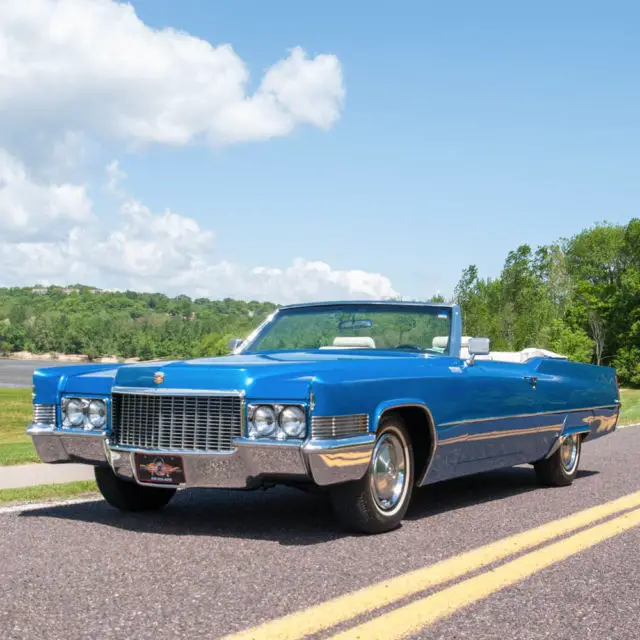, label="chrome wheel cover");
[560,434,579,474]
[369,431,407,512]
